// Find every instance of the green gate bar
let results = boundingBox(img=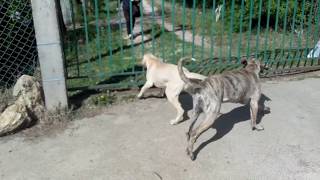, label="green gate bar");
[263,0,272,64]
[236,0,245,62]
[210,0,216,63]
[254,0,263,59]
[64,0,320,91]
